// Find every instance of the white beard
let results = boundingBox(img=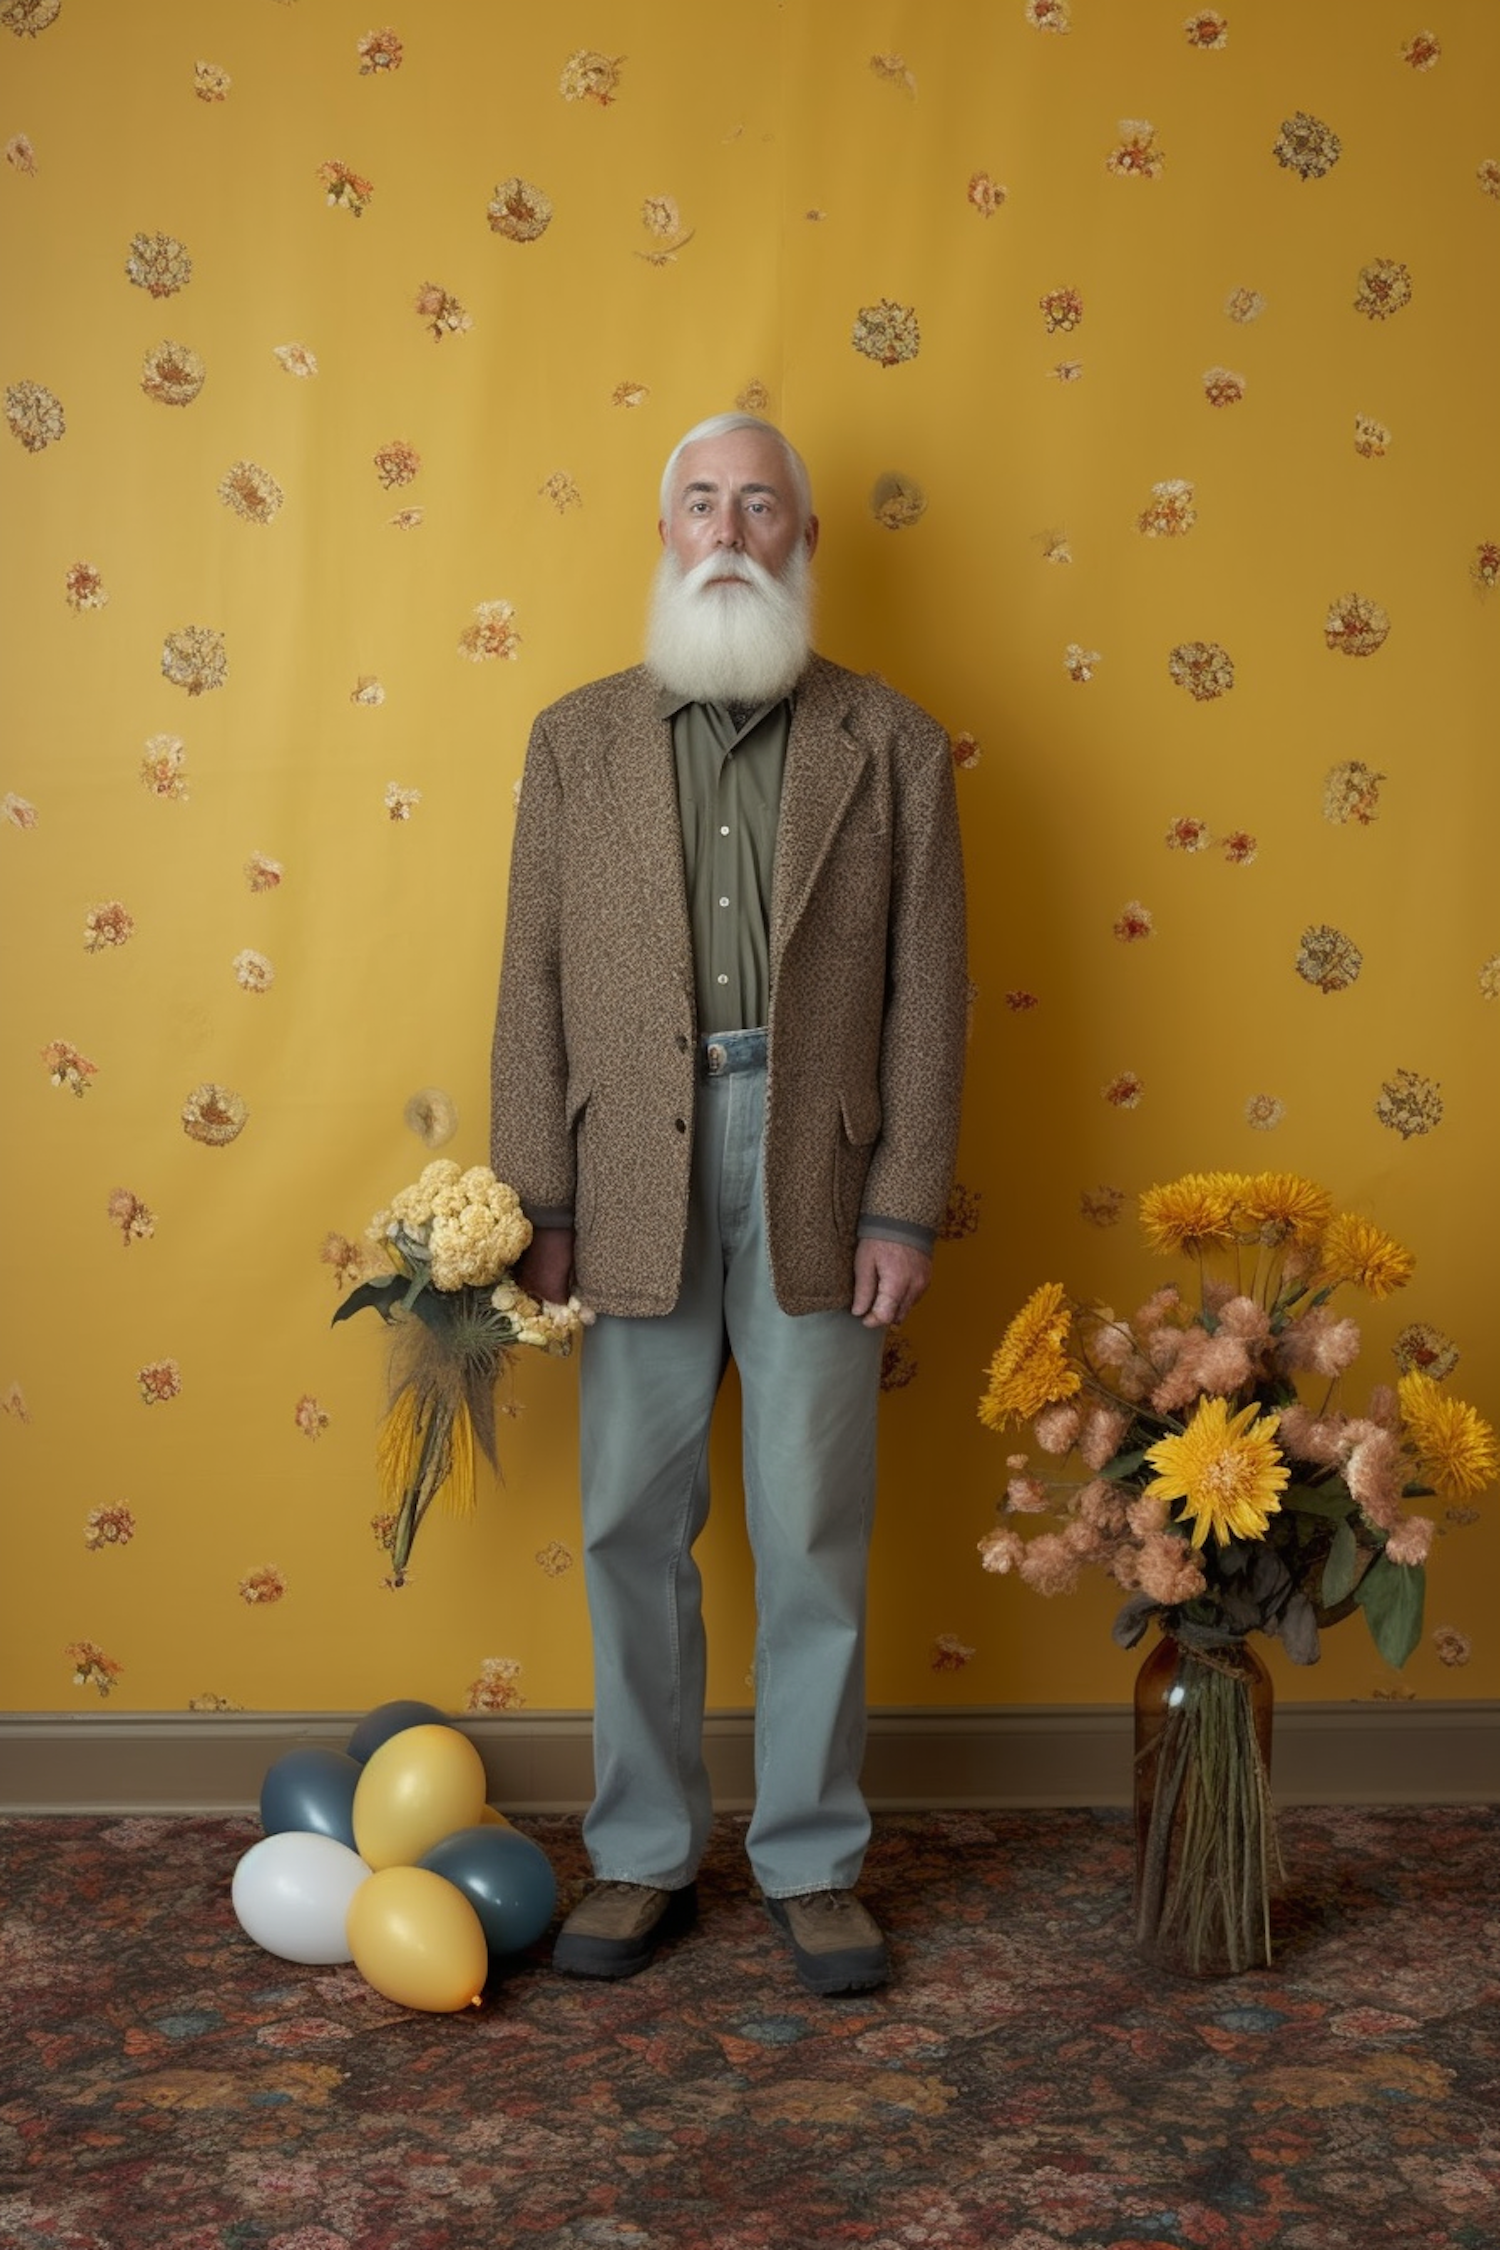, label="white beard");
[644,545,813,705]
